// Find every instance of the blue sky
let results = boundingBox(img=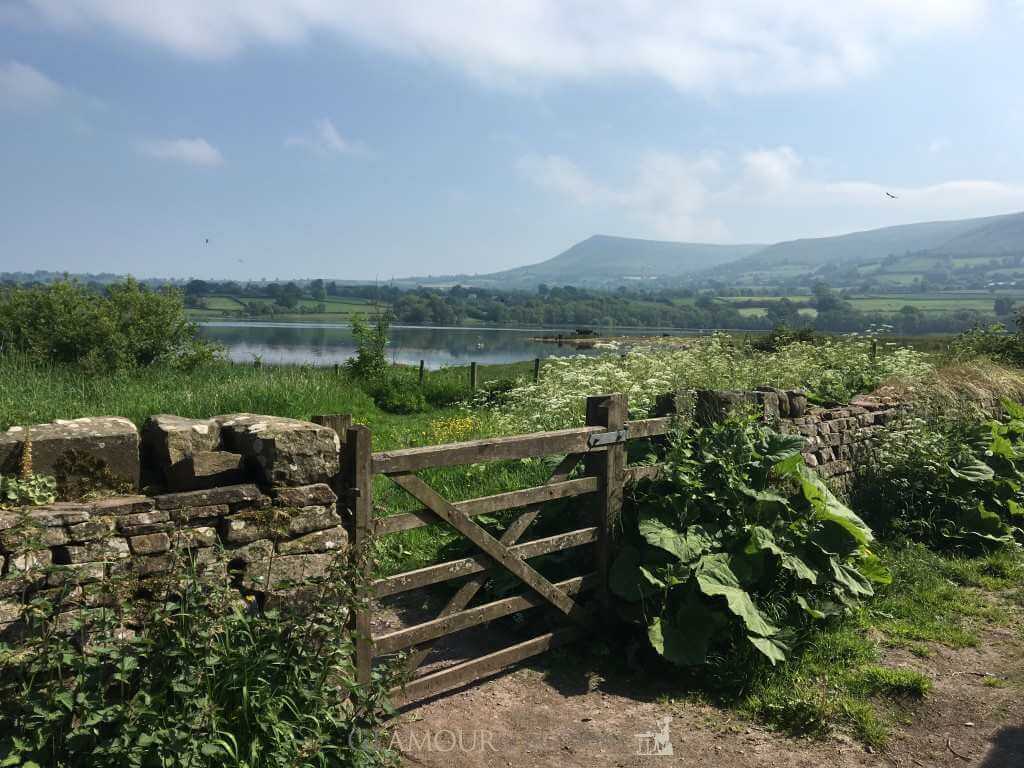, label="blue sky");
[3,1,1024,280]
